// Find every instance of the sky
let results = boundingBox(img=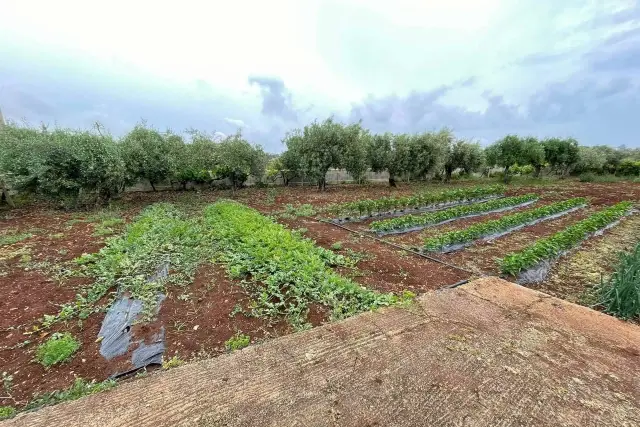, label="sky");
[1,0,639,152]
